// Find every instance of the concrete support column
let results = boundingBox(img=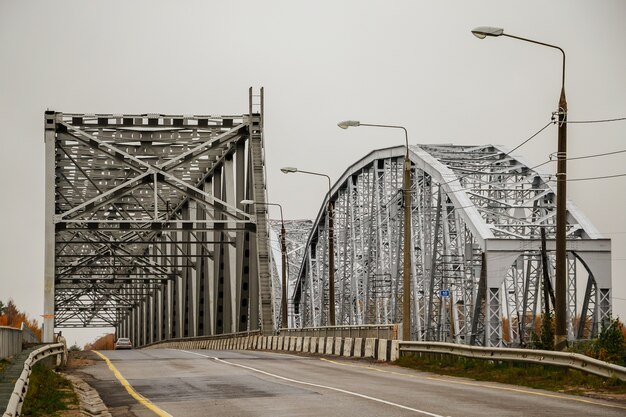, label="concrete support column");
[43,111,56,343]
